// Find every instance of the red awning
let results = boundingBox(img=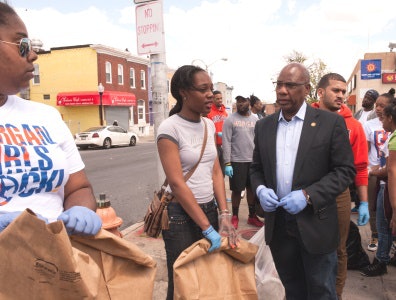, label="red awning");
[347,94,356,105]
[57,91,136,106]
